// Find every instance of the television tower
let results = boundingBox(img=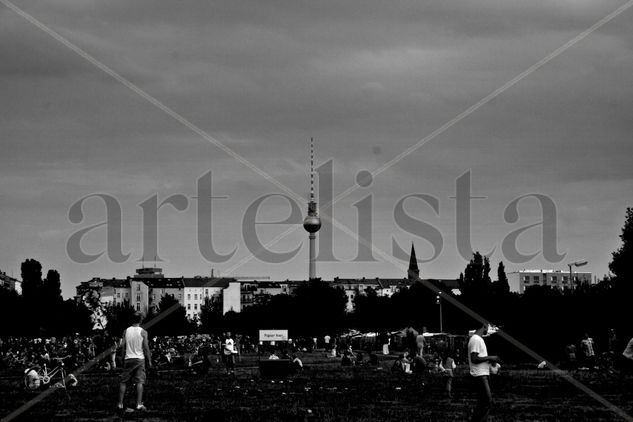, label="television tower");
[303,138,321,280]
